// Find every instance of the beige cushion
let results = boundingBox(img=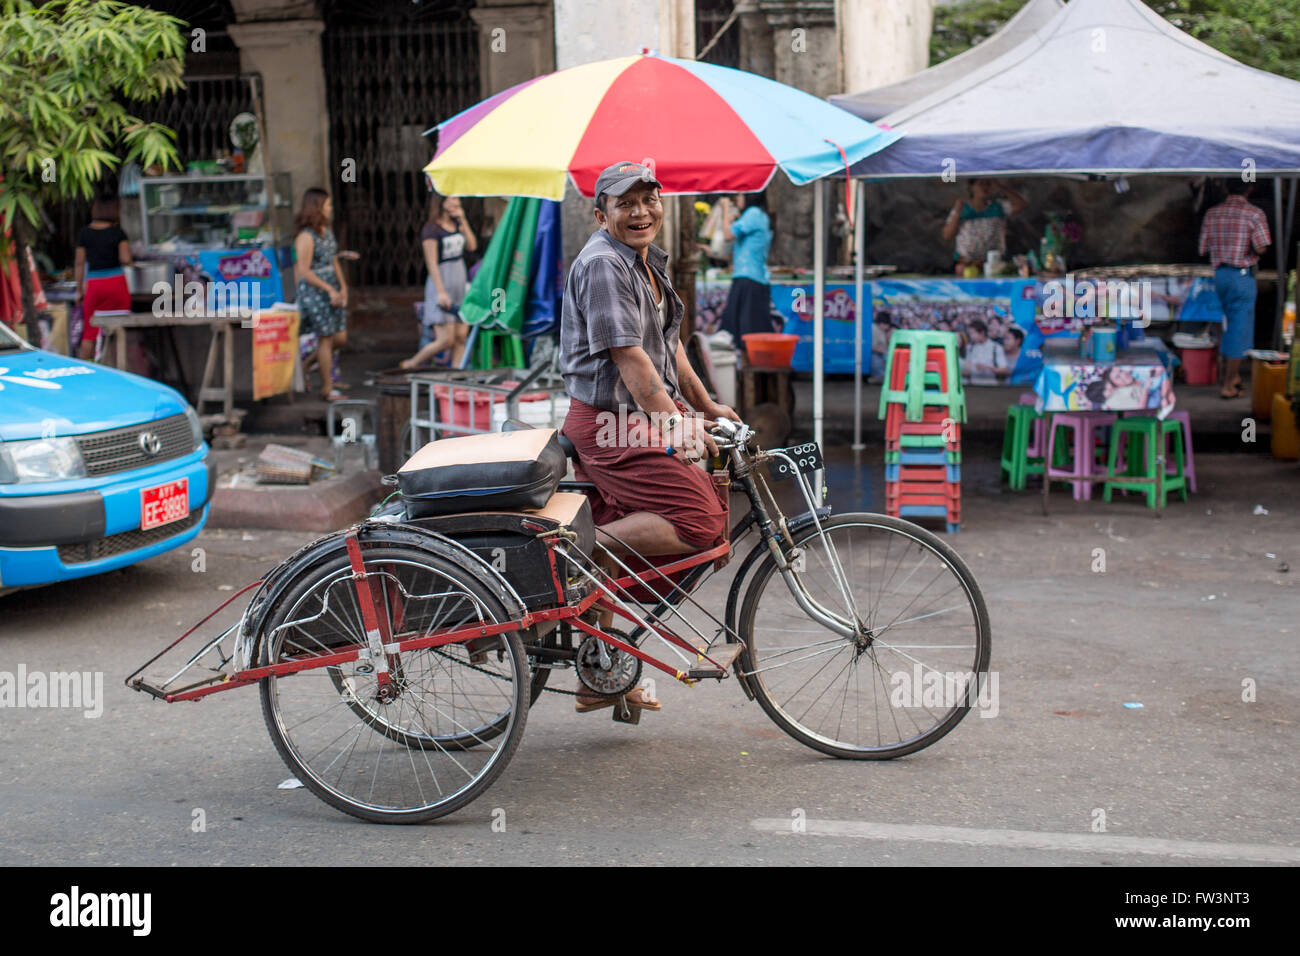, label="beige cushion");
[529,492,588,527]
[399,428,558,473]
